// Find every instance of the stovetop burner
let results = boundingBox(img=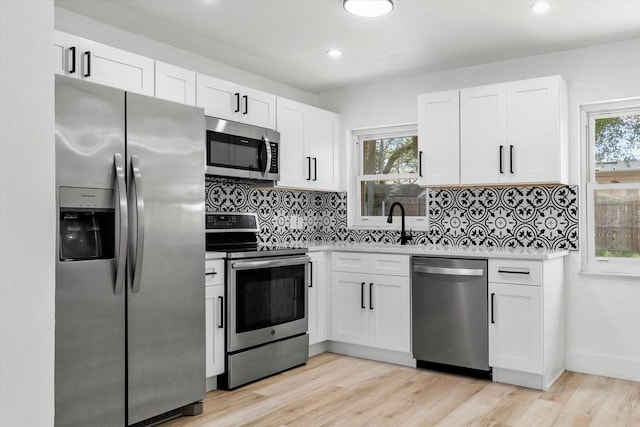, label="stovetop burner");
[206,212,307,258]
